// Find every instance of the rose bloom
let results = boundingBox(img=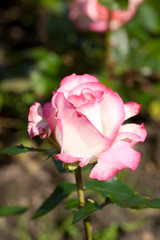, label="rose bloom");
[68,0,144,32]
[28,74,147,181]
